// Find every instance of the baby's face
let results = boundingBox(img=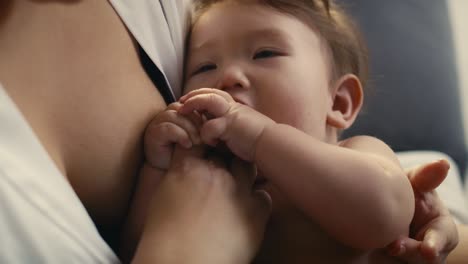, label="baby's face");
[185,1,334,140]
